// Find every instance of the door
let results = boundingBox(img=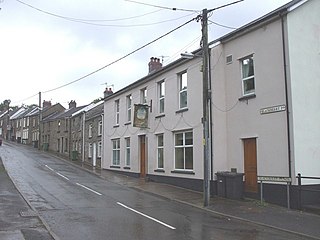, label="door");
[139,135,146,178]
[92,142,97,167]
[243,138,258,192]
